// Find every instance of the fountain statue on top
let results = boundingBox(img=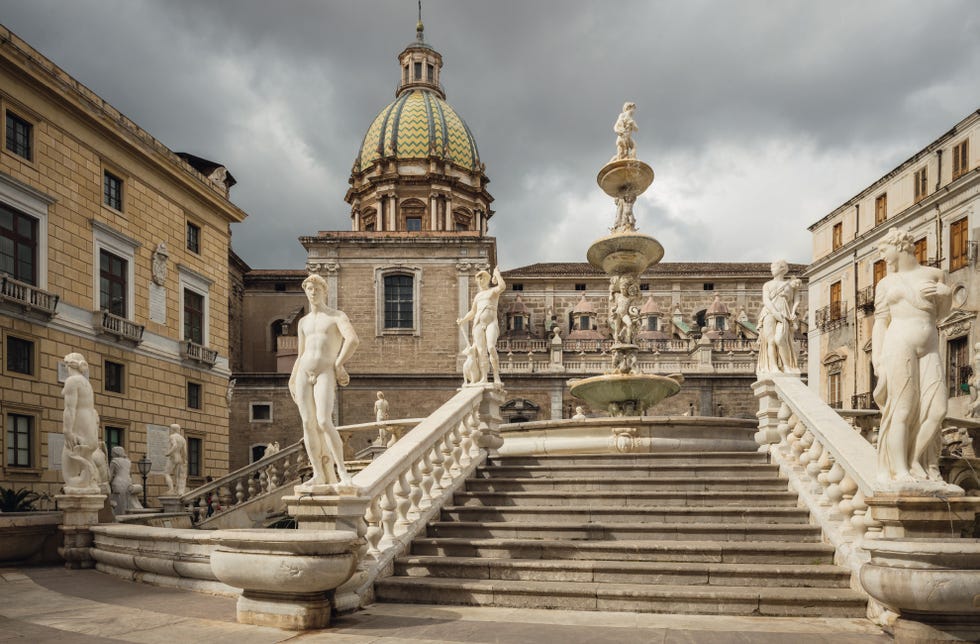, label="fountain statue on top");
[569,103,683,417]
